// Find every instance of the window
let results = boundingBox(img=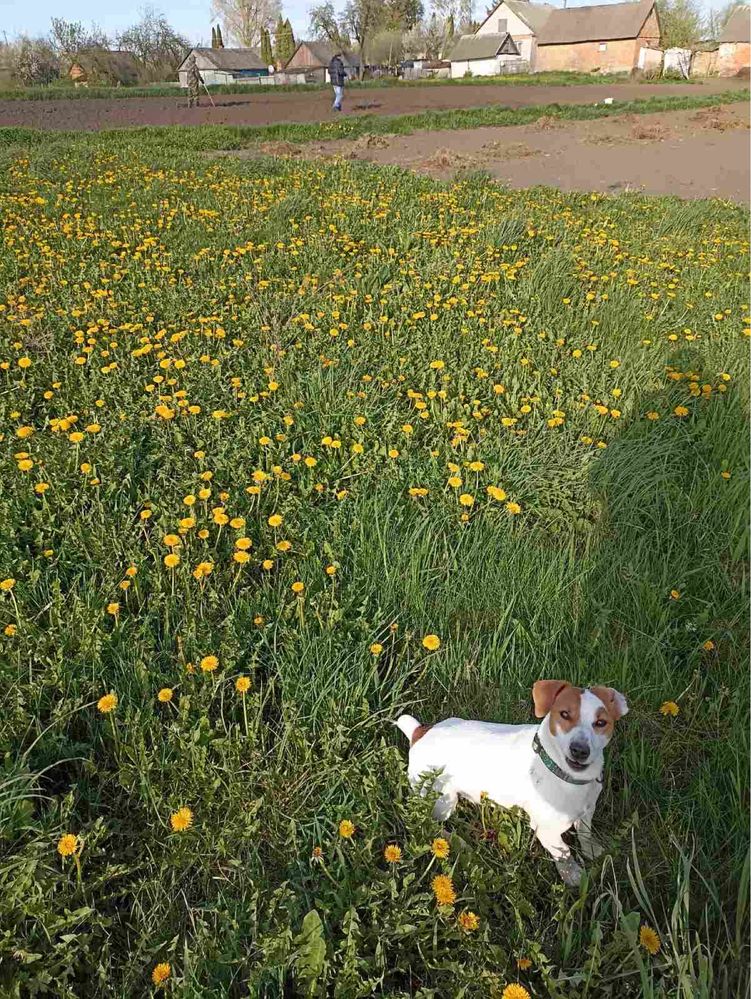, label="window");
[599,42,607,51]
[497,18,507,31]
